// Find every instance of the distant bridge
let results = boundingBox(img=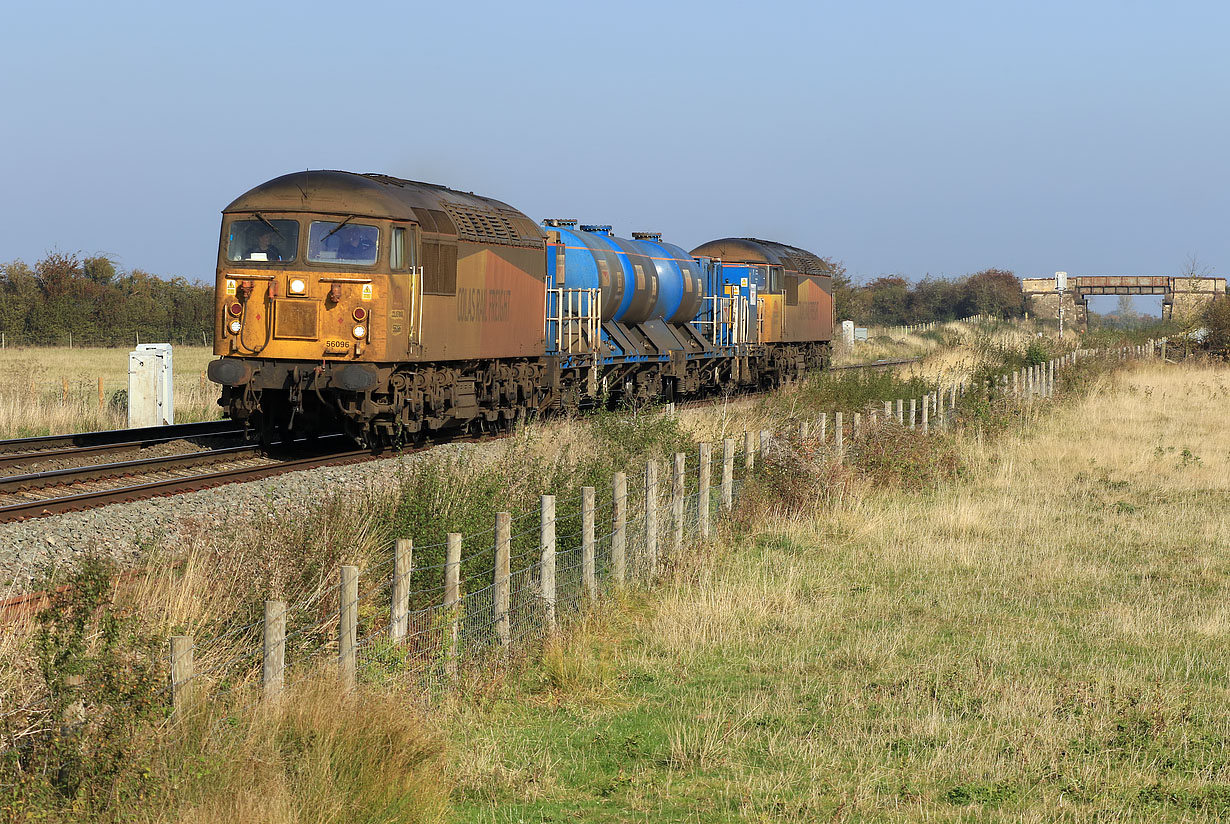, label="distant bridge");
[1021,275,1227,327]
